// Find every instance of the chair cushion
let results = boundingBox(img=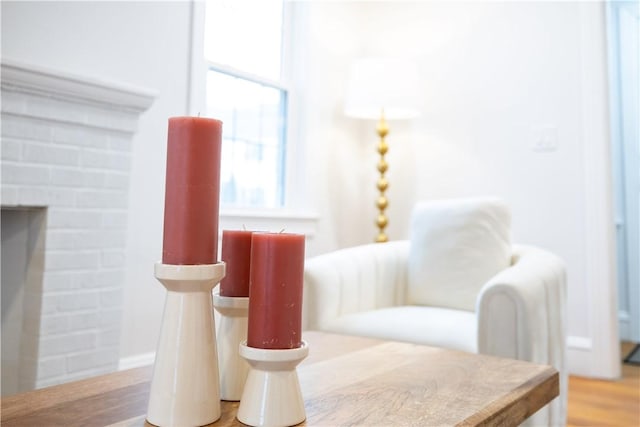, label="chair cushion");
[322,306,477,353]
[408,198,511,311]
